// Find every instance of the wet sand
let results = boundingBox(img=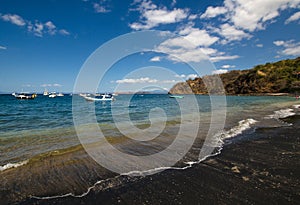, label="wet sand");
[9,115,298,204]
